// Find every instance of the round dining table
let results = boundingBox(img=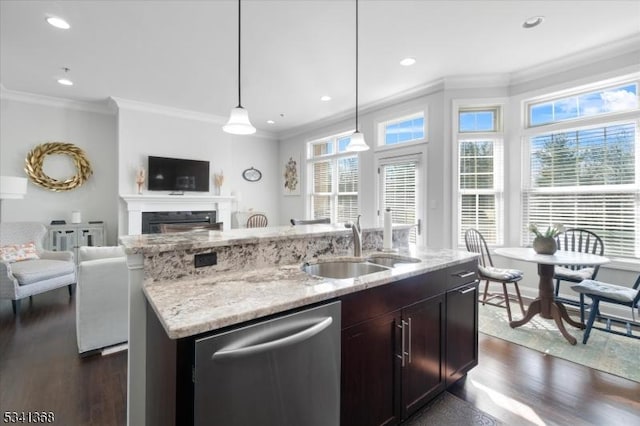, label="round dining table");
[493,247,610,345]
